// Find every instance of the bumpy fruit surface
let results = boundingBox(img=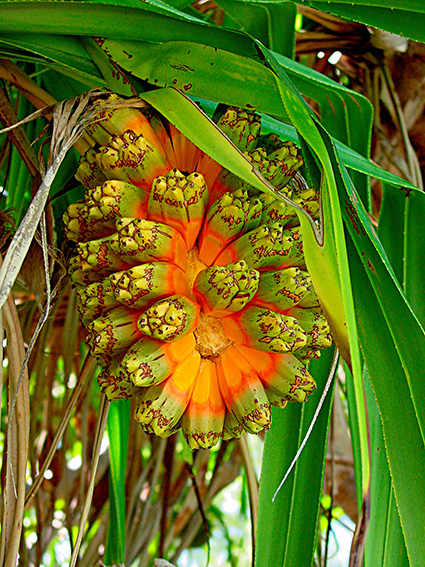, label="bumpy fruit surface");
[64,92,332,449]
